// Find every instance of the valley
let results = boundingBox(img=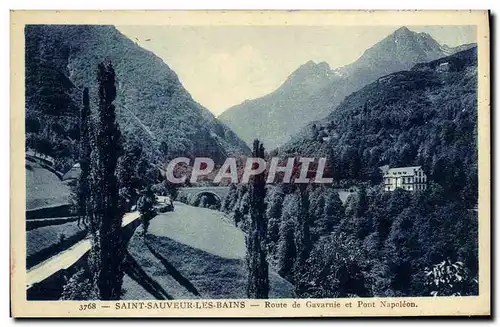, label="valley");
[23,24,480,301]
